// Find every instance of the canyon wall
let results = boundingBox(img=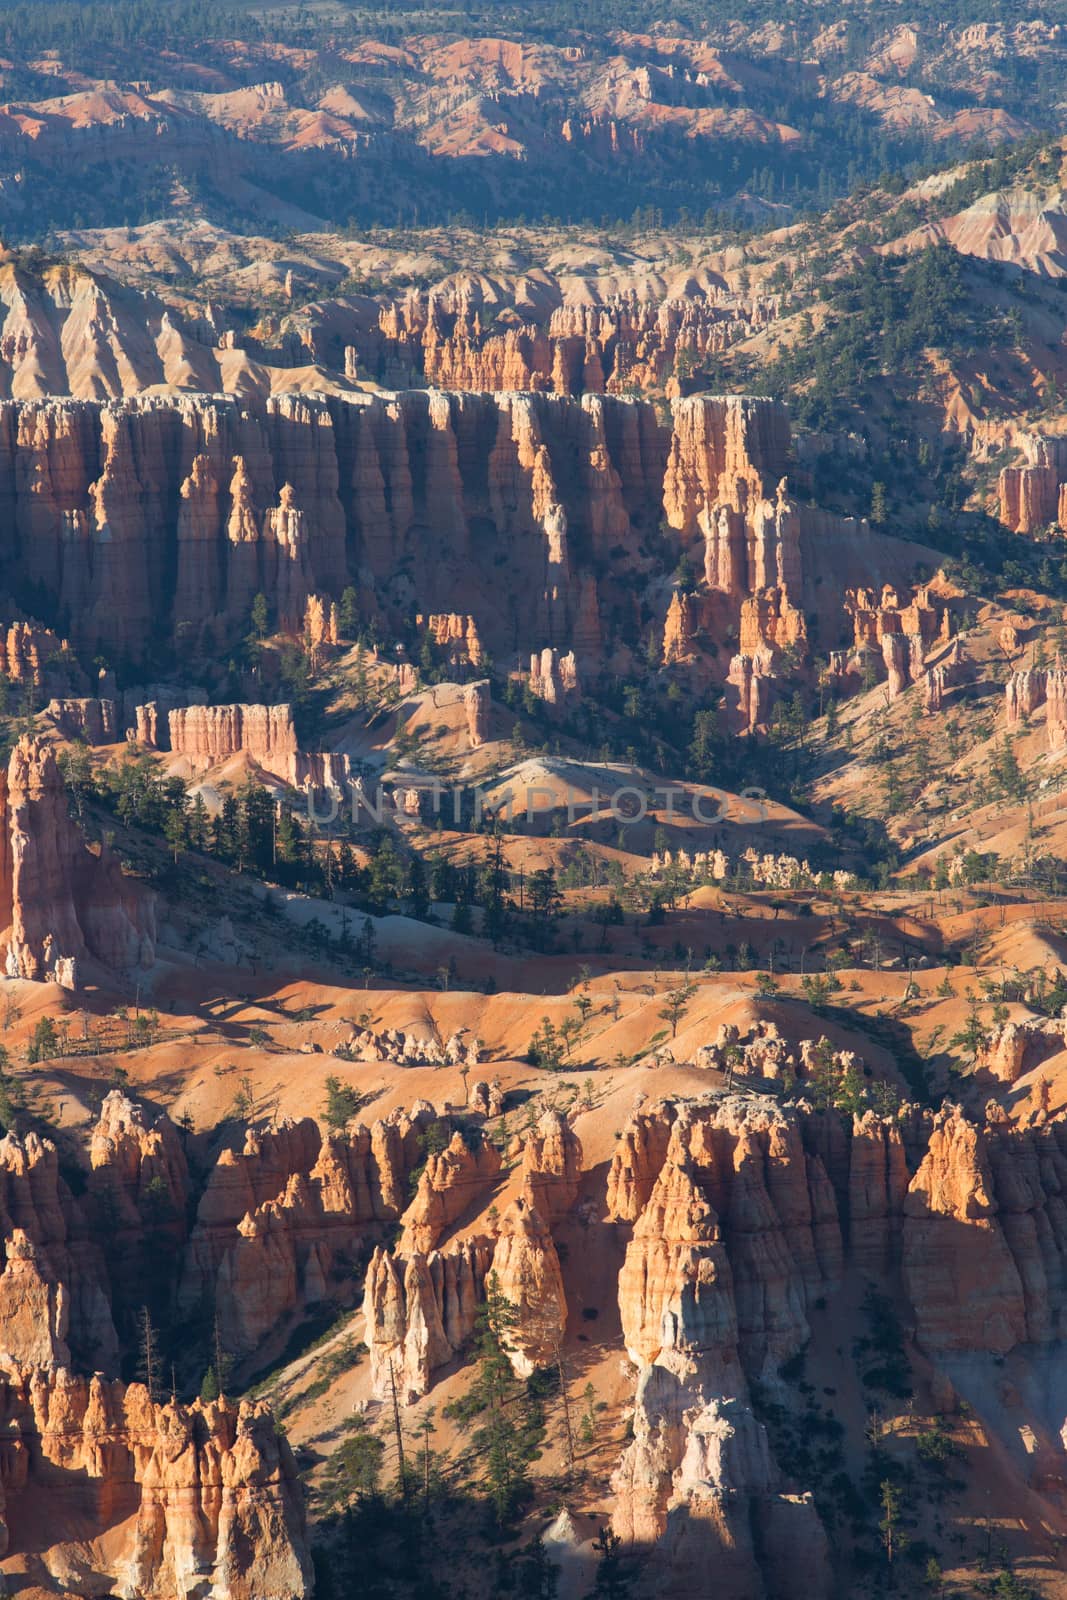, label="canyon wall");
[0,735,155,985]
[1005,664,1067,750]
[335,278,780,397]
[997,433,1067,534]
[0,1365,311,1598]
[0,391,923,680]
[9,1074,1067,1596]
